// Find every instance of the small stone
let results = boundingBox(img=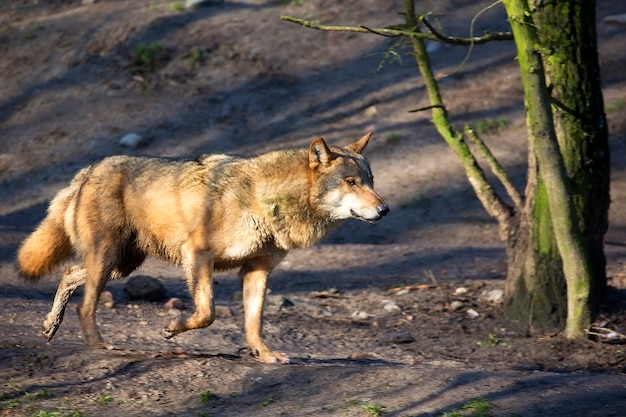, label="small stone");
[380,330,416,345]
[119,133,144,148]
[164,298,185,310]
[479,289,504,305]
[382,301,401,314]
[450,300,464,311]
[466,308,480,319]
[215,305,232,318]
[328,286,340,294]
[99,291,115,308]
[454,287,468,295]
[351,311,373,320]
[364,105,378,118]
[125,275,166,302]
